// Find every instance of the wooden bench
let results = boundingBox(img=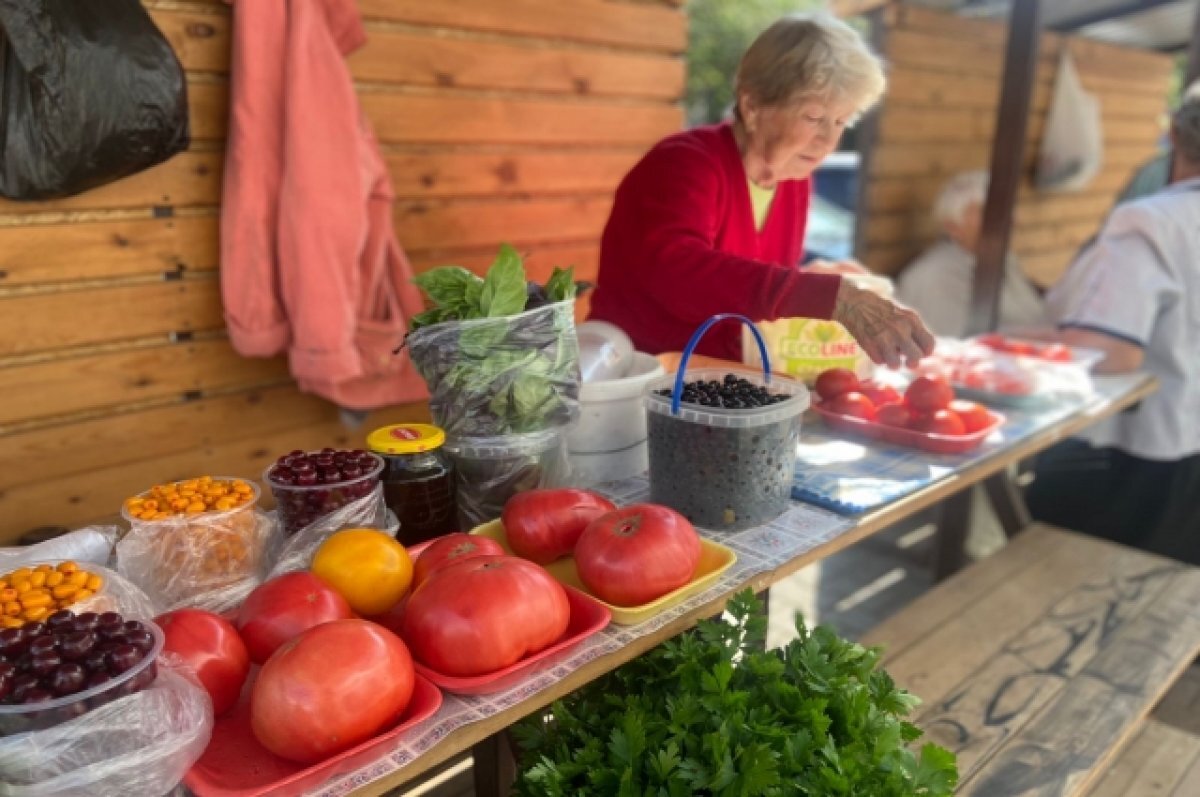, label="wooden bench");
[862,523,1200,796]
